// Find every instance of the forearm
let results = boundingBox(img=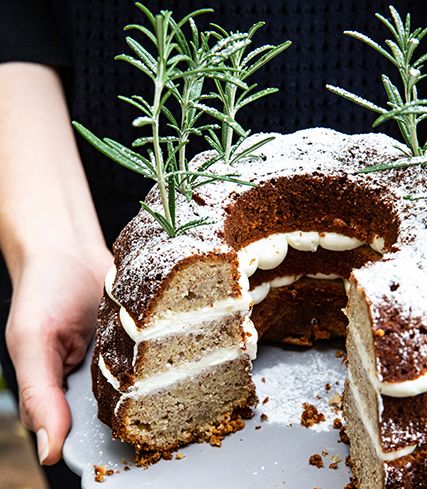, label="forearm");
[0,62,106,284]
